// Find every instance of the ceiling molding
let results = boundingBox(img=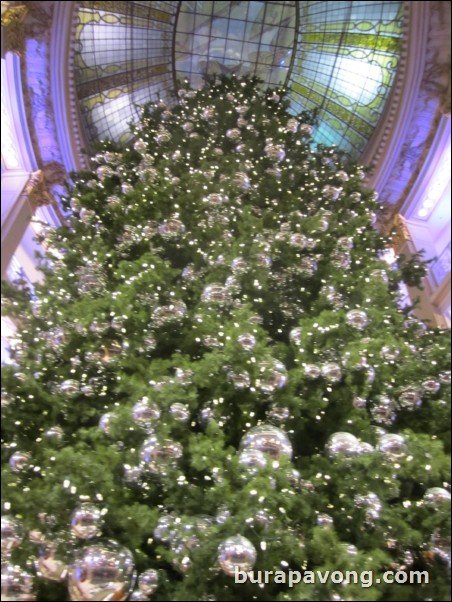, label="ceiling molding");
[365,1,451,216]
[51,0,87,171]
[361,1,426,189]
